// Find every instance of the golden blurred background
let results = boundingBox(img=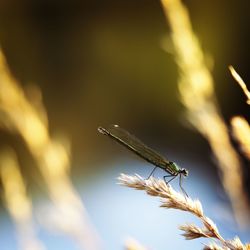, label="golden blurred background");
[0,0,249,249]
